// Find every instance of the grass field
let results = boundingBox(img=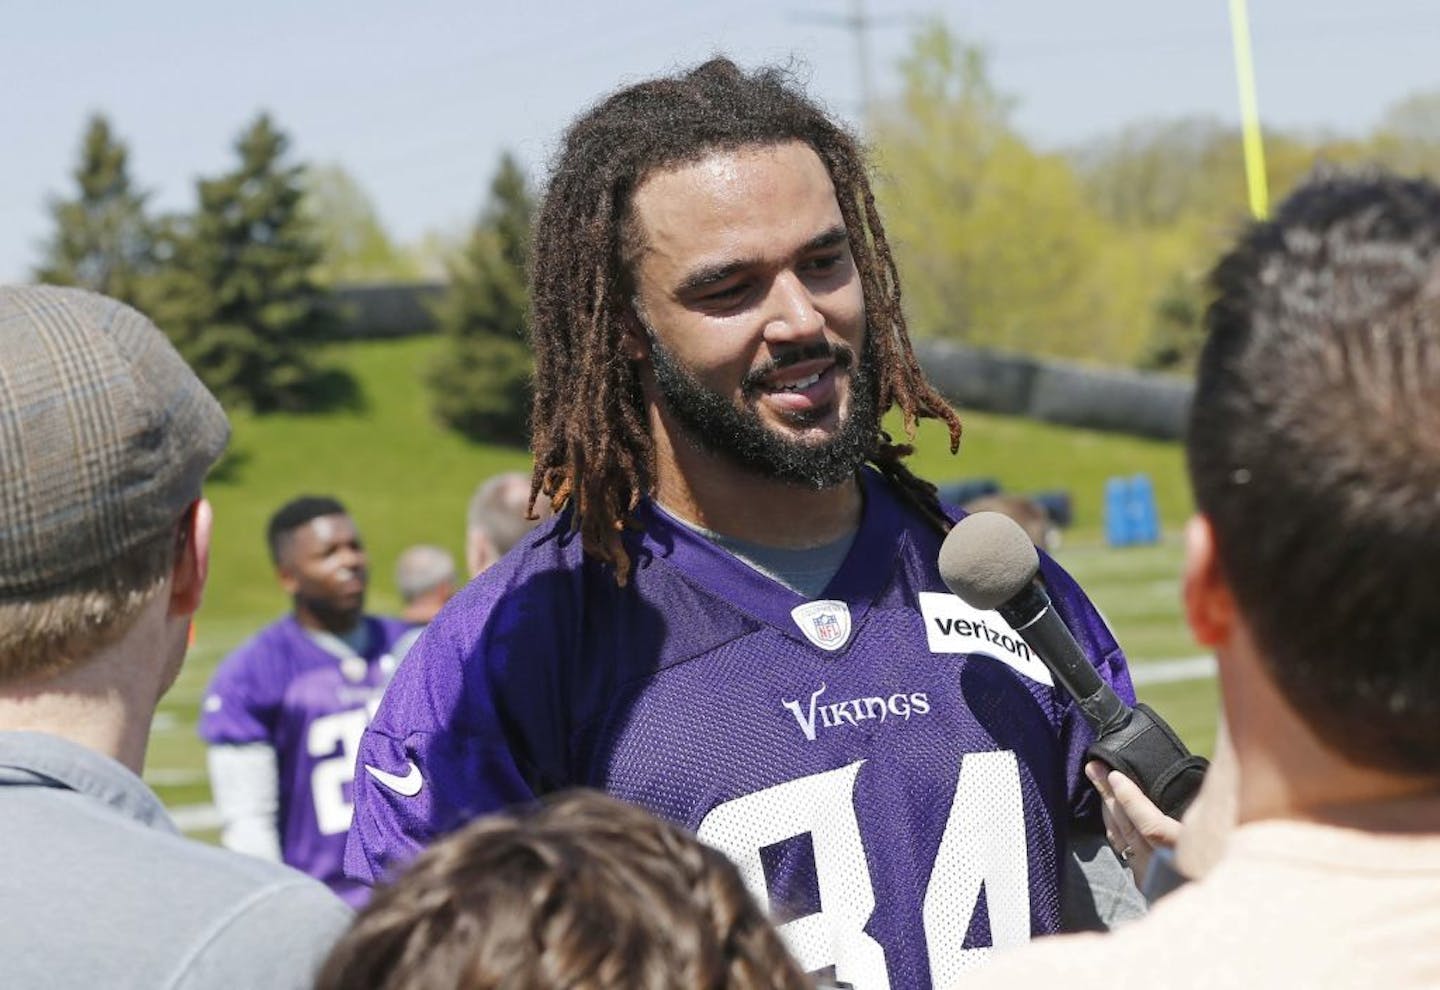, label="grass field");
[147,335,1220,829]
